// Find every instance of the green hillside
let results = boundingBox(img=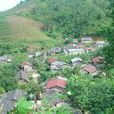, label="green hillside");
[0,0,56,44]
[0,15,51,41]
[0,15,12,40]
